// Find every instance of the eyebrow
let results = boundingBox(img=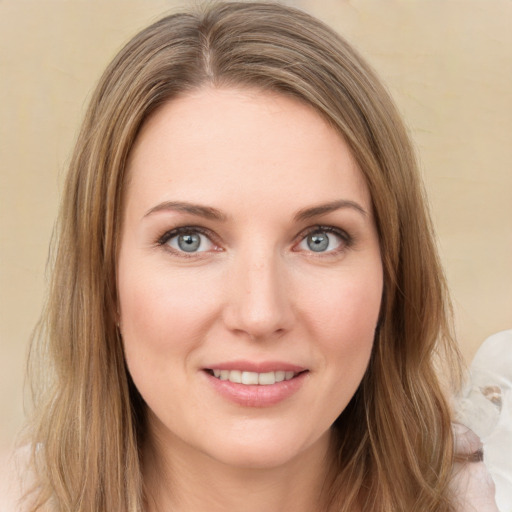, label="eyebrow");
[293,199,368,222]
[144,201,228,221]
[144,198,367,223]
